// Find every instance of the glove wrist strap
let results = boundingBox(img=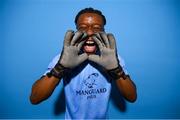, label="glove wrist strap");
[107,65,127,80]
[46,63,67,78]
